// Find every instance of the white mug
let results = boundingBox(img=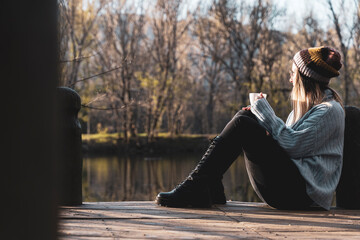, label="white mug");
[249,93,267,105]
